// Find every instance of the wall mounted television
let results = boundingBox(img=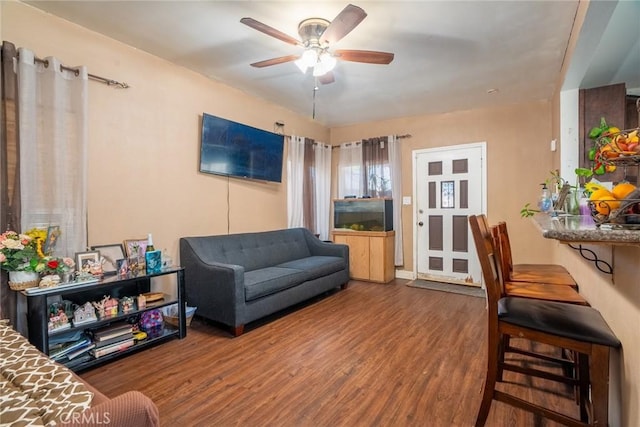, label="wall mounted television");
[199,113,285,183]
